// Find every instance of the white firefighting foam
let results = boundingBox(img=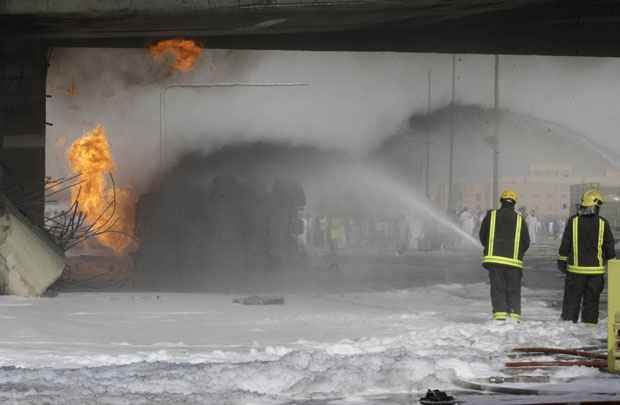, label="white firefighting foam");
[0,283,616,404]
